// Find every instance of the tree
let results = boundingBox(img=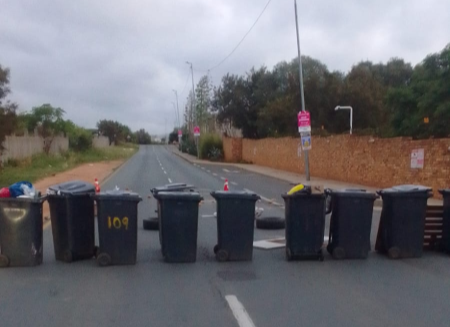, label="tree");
[0,65,18,154]
[24,104,66,154]
[195,75,214,133]
[388,44,450,138]
[135,129,151,144]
